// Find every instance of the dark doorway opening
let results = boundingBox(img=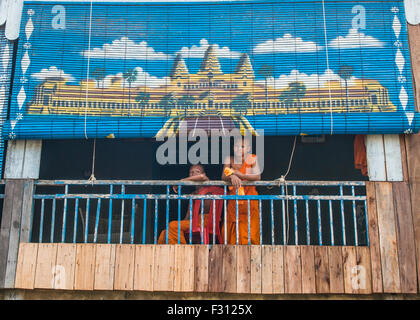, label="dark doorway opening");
[34,135,367,245]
